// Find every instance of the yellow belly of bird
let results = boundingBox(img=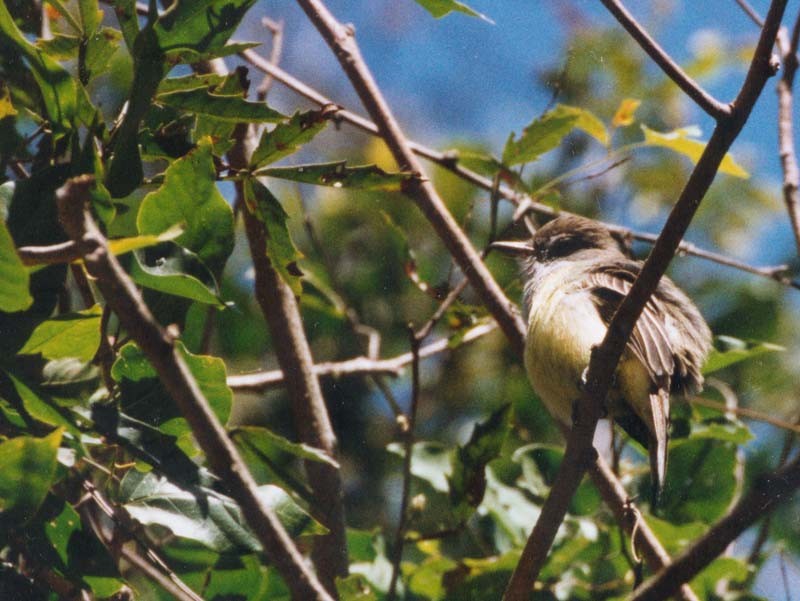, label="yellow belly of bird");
[524,283,654,428]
